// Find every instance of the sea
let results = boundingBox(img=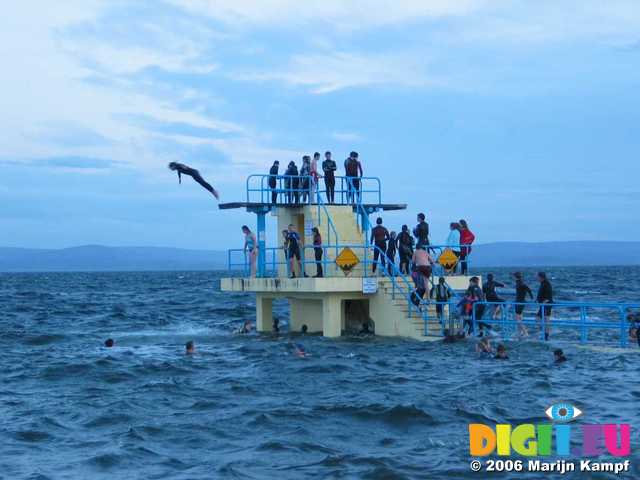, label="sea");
[1,266,639,479]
